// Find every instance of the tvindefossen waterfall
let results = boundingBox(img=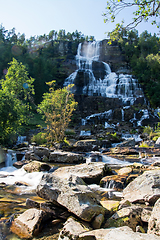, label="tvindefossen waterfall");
[64,41,144,105]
